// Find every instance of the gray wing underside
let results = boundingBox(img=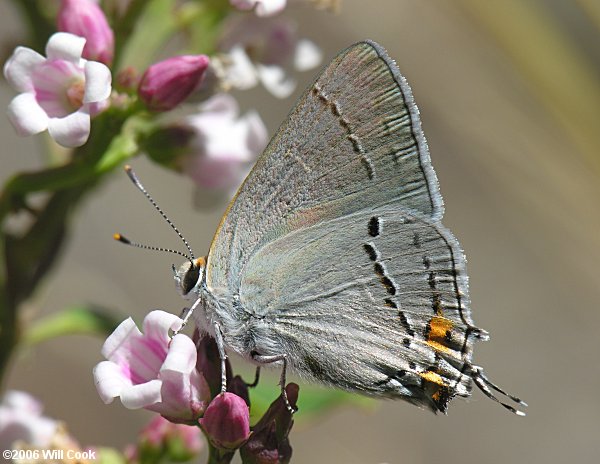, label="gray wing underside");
[239,204,485,412]
[207,40,443,291]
